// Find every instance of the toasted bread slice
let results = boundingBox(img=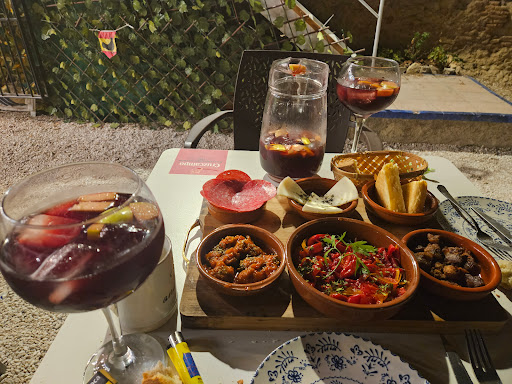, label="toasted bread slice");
[375,163,406,213]
[402,180,428,213]
[142,361,182,384]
